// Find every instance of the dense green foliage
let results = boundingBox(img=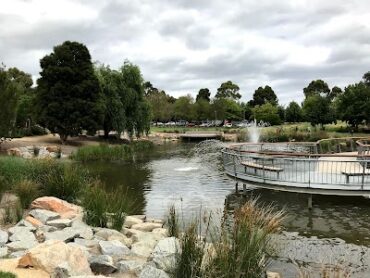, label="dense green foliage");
[252,103,281,125]
[71,141,154,162]
[36,41,104,142]
[249,85,278,106]
[215,81,241,100]
[285,101,303,122]
[302,94,335,128]
[196,88,211,102]
[0,271,17,278]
